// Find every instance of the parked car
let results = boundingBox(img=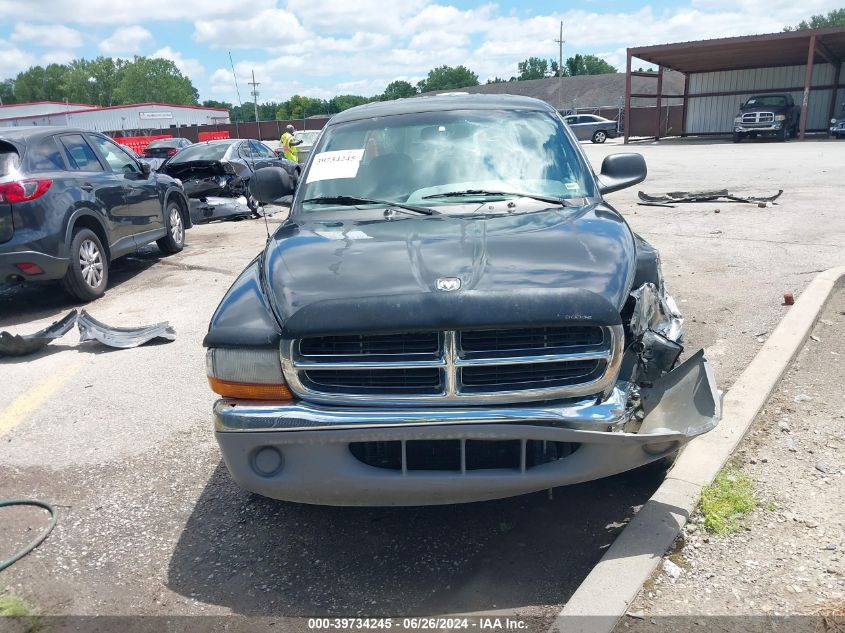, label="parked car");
[274,129,321,163]
[733,94,800,142]
[563,114,618,143]
[0,126,191,301]
[143,137,192,159]
[158,139,300,223]
[830,101,845,139]
[121,145,165,173]
[204,94,721,506]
